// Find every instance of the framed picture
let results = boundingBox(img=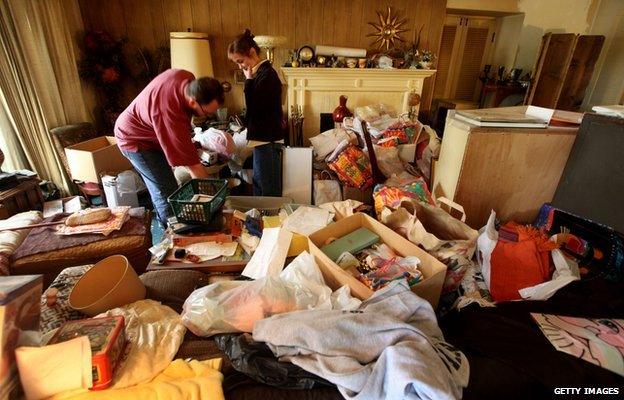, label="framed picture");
[233,69,245,84]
